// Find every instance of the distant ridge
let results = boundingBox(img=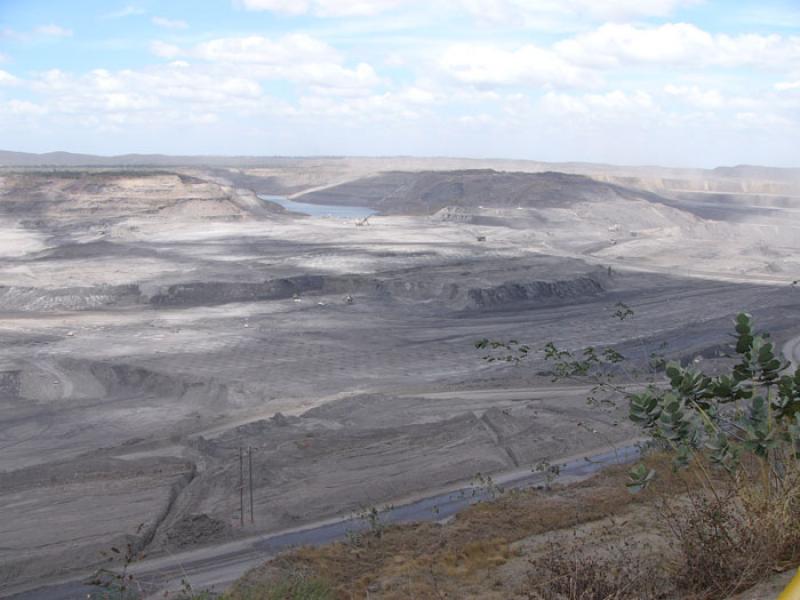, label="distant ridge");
[711,165,800,181]
[1,150,798,180]
[0,150,307,168]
